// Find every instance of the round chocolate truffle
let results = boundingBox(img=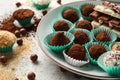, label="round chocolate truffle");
[89,44,106,59]
[13,9,34,20]
[50,32,70,46]
[95,31,110,42]
[63,9,79,23]
[112,42,120,50]
[54,20,69,31]
[75,20,92,30]
[67,44,86,60]
[73,30,89,45]
[81,5,94,17]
